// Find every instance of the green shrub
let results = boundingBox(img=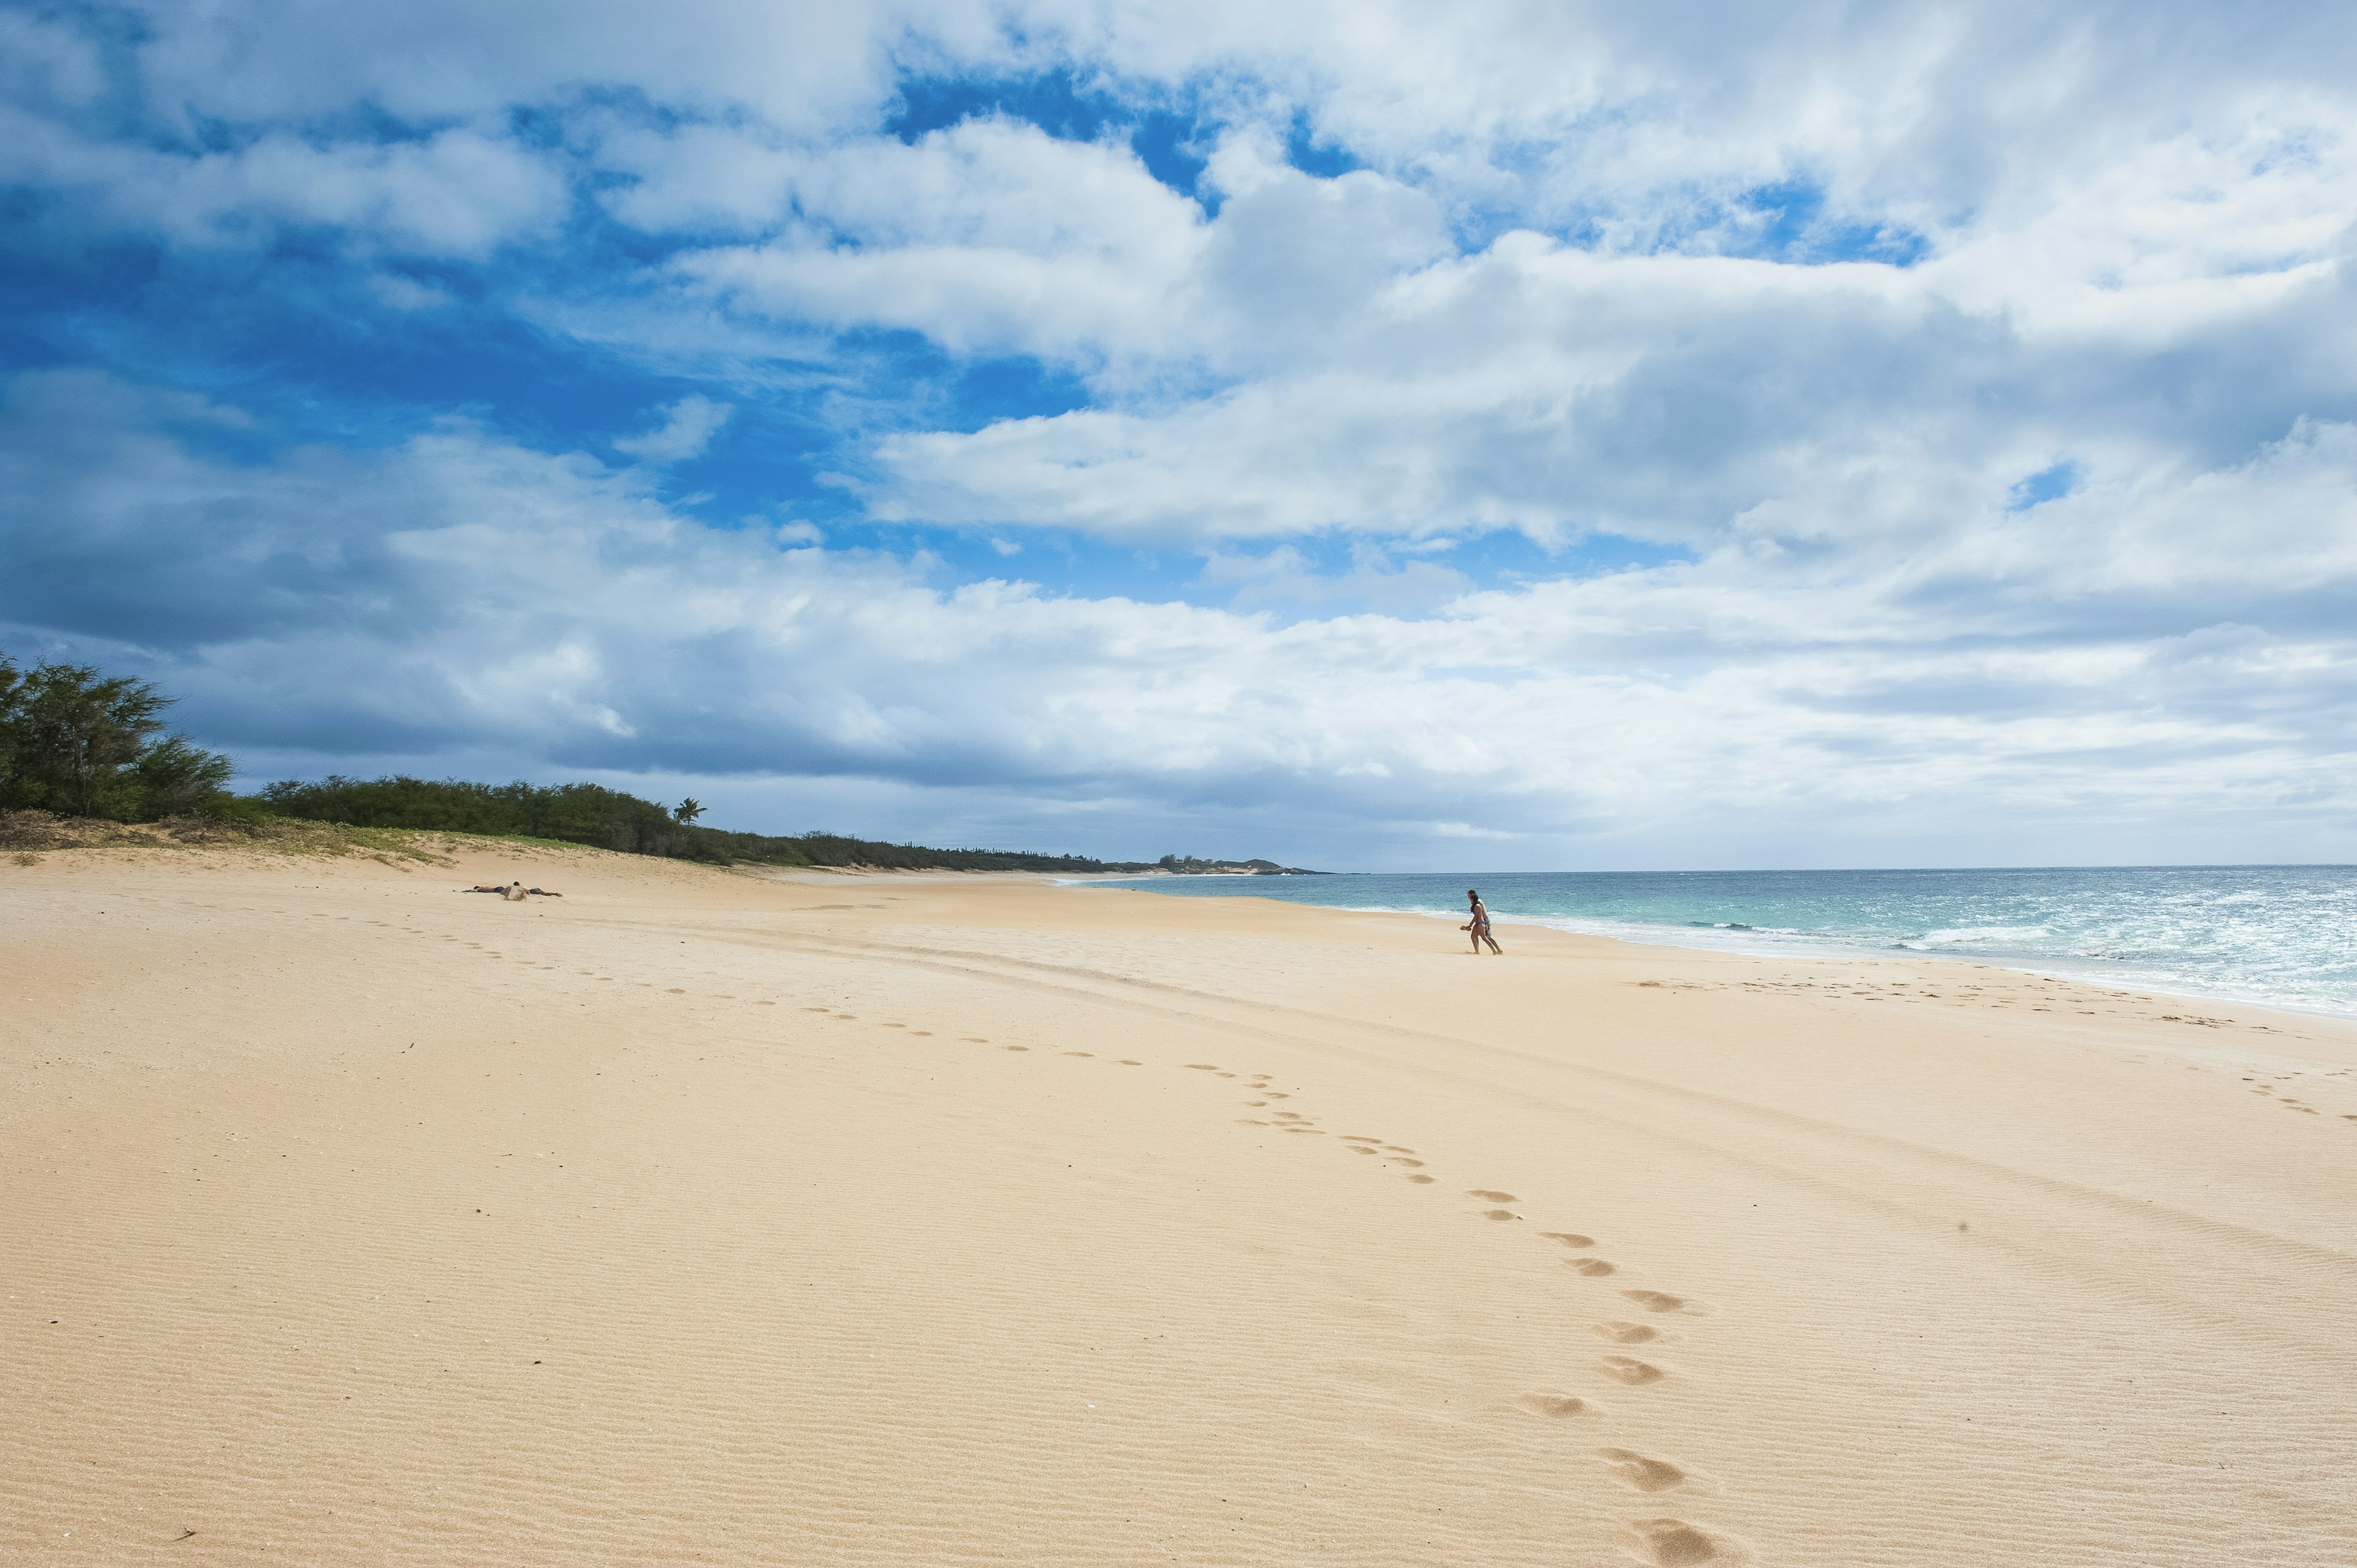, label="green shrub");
[255,773,1155,872]
[0,652,239,822]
